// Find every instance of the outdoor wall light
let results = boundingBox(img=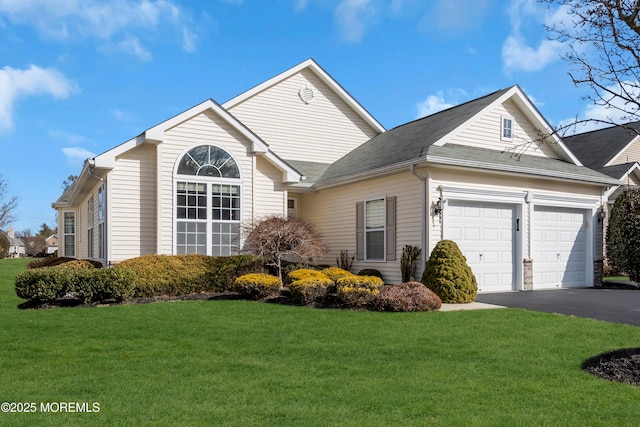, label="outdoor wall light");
[597,209,606,222]
[433,197,444,216]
